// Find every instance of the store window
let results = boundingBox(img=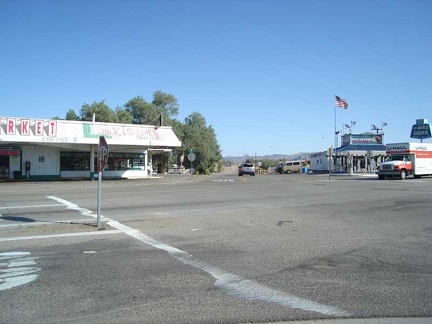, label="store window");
[60,152,90,171]
[60,152,151,172]
[105,153,149,171]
